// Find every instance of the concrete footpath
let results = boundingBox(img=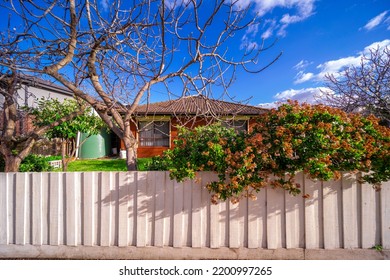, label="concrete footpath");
[0,245,389,260]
